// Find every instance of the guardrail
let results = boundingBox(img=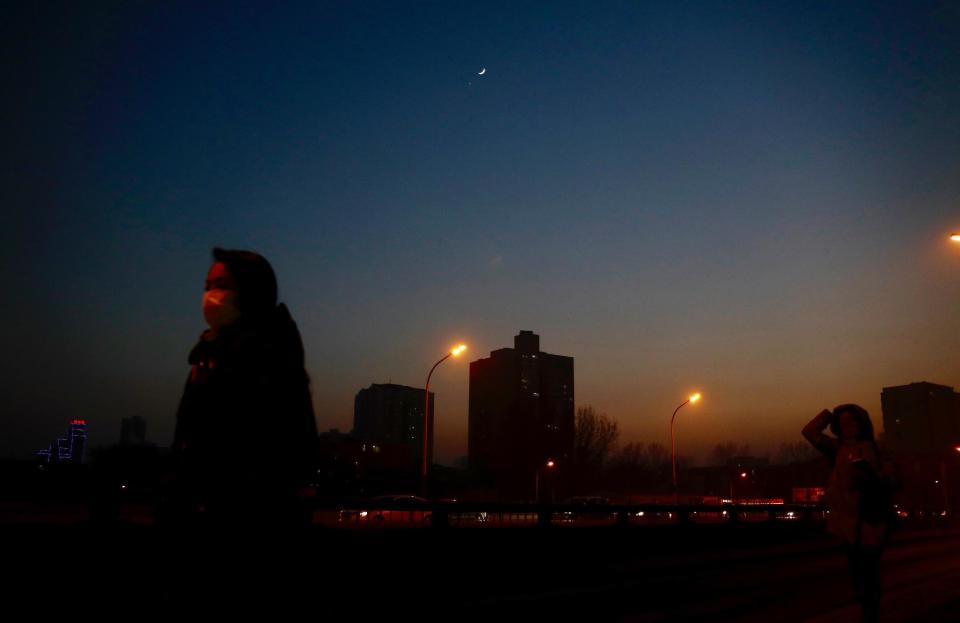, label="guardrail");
[318,502,833,529]
[4,498,948,529]
[321,502,958,529]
